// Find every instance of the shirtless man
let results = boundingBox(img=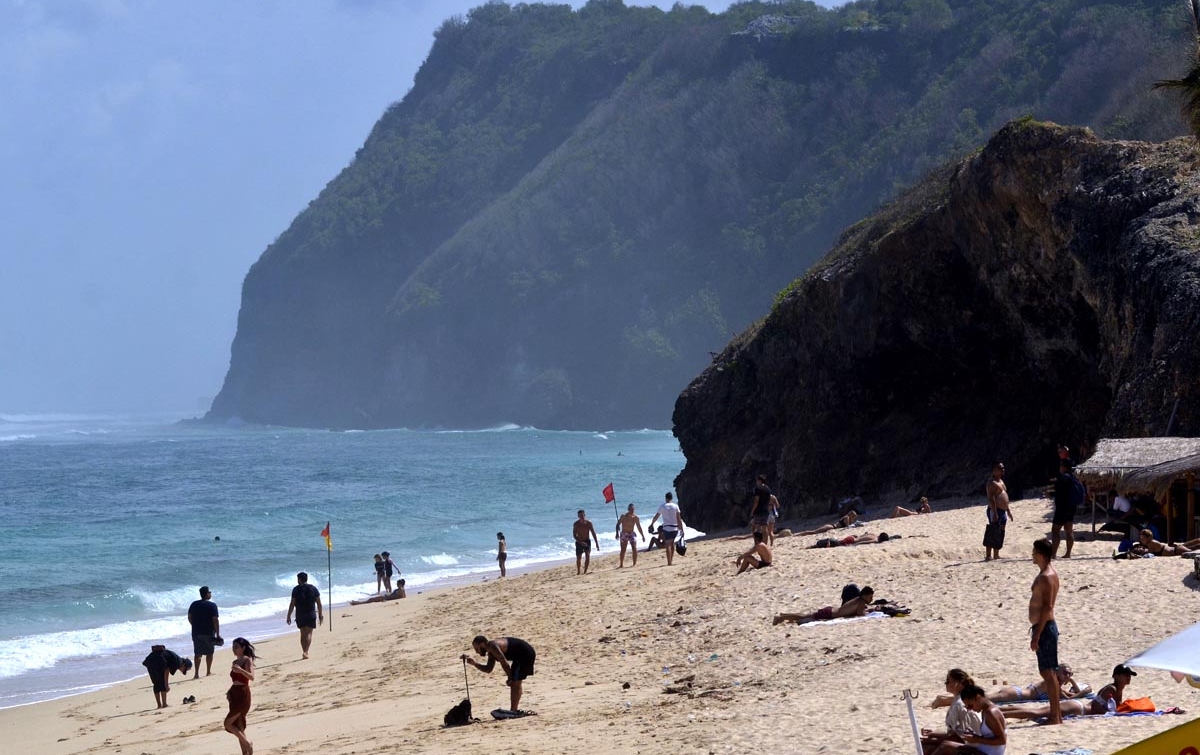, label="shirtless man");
[616,503,645,568]
[573,509,600,575]
[985,463,1014,561]
[773,586,874,625]
[736,531,773,573]
[1029,537,1062,724]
